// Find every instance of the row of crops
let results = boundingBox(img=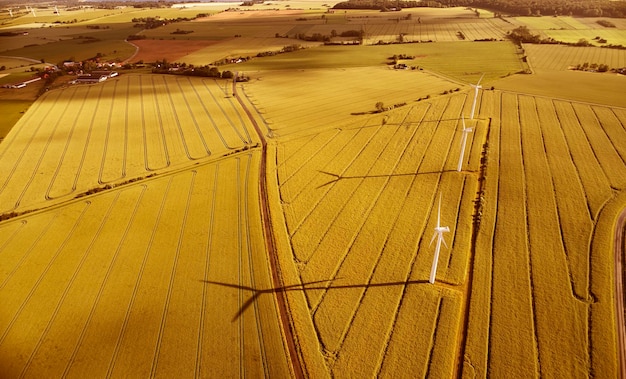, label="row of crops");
[0,74,253,214]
